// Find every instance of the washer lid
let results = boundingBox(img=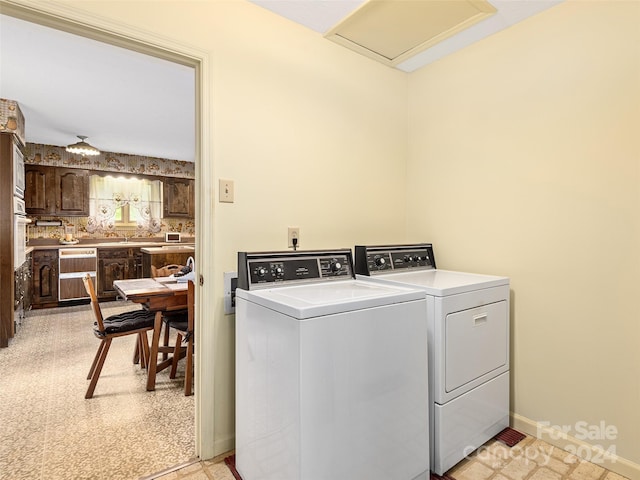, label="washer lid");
[236,279,424,319]
[359,269,509,296]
